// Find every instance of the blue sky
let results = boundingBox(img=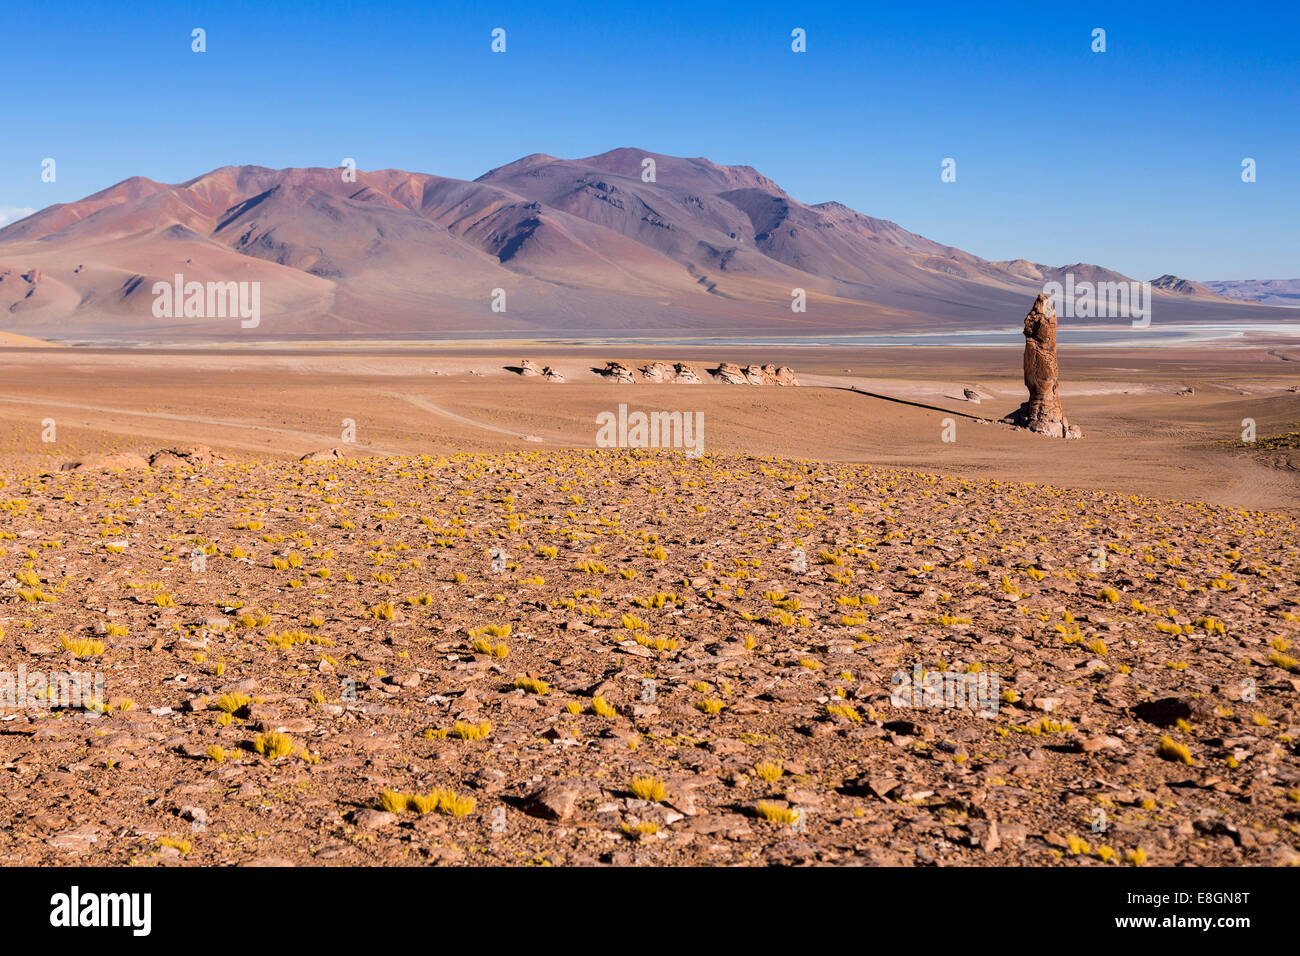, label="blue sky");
[2,0,1295,280]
